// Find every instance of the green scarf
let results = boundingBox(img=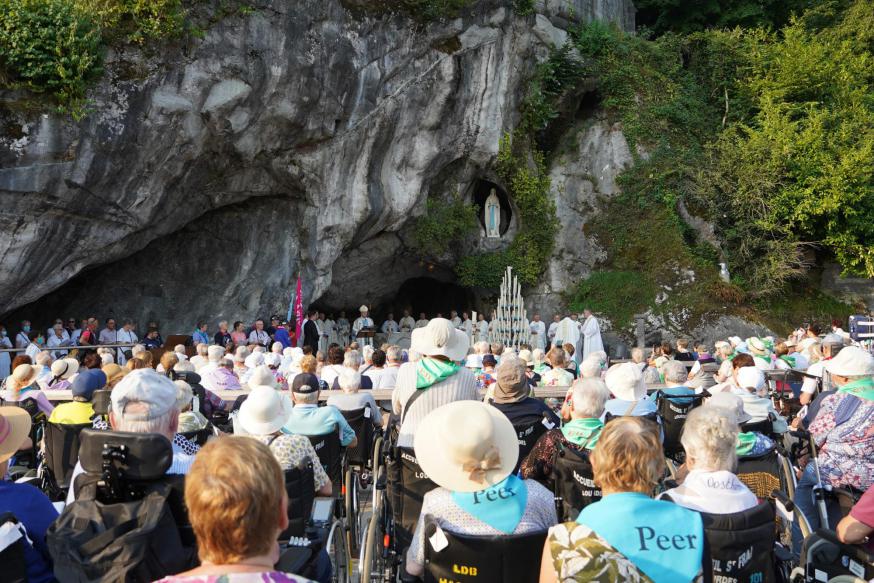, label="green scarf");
[838,377,874,401]
[415,357,460,390]
[778,355,796,368]
[561,418,604,449]
[735,432,757,456]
